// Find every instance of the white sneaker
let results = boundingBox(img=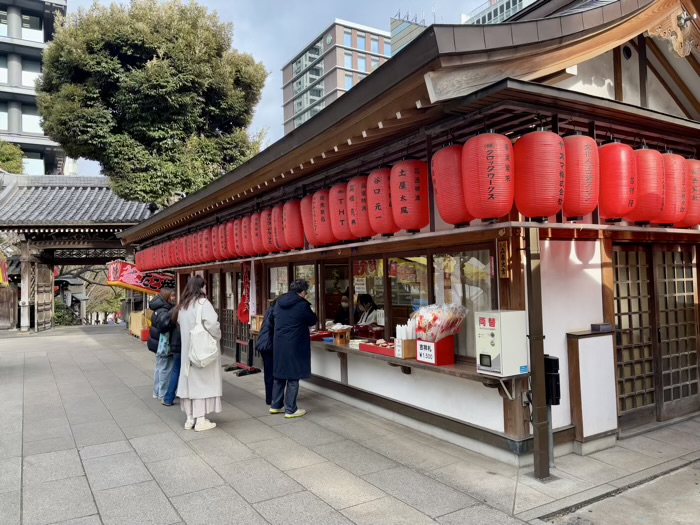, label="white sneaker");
[184,418,195,430]
[194,419,217,432]
[269,407,285,414]
[284,409,306,419]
